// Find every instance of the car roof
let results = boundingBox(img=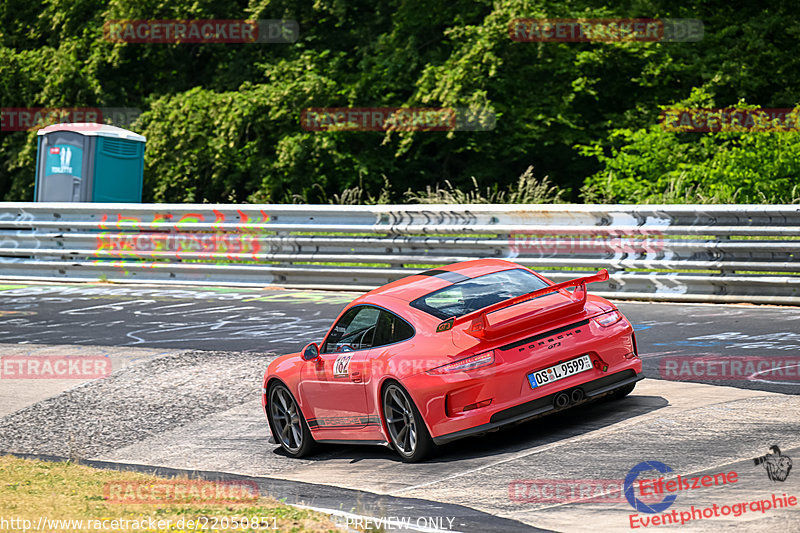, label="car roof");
[358,258,526,304]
